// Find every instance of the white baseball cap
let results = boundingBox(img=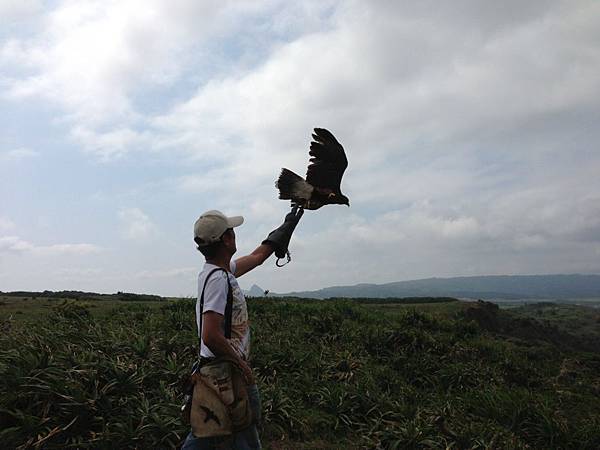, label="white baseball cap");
[193,210,244,246]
